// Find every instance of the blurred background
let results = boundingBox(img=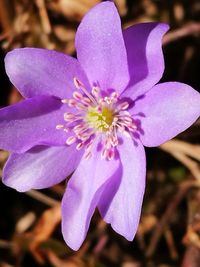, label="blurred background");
[0,0,200,266]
